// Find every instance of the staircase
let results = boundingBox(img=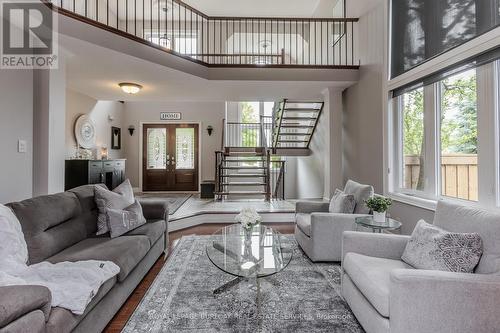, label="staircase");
[272,100,324,152]
[215,148,270,201]
[215,99,323,201]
